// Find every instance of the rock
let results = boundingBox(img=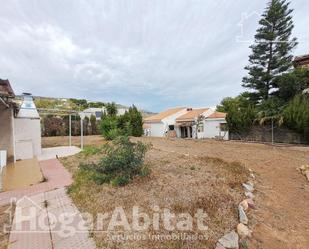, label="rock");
[237,223,252,238]
[238,206,248,225]
[245,191,255,199]
[239,200,249,211]
[218,230,239,249]
[305,171,309,181]
[250,173,255,179]
[246,198,255,209]
[242,182,254,192]
[298,165,309,182]
[215,242,226,249]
